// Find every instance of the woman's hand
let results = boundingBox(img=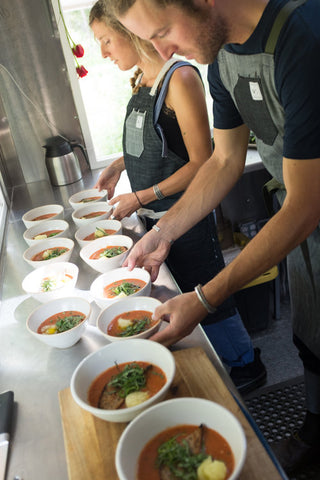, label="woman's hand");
[94,159,124,198]
[148,292,208,347]
[108,192,140,220]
